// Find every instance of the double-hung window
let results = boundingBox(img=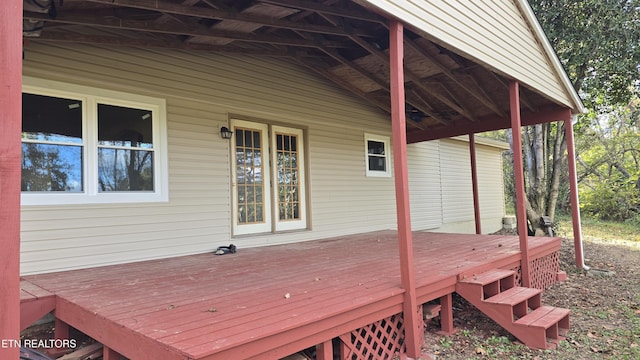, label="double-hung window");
[365,133,391,177]
[21,77,168,205]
